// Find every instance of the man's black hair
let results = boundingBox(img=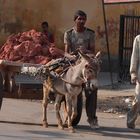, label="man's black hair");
[74,10,87,21]
[41,21,48,27]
